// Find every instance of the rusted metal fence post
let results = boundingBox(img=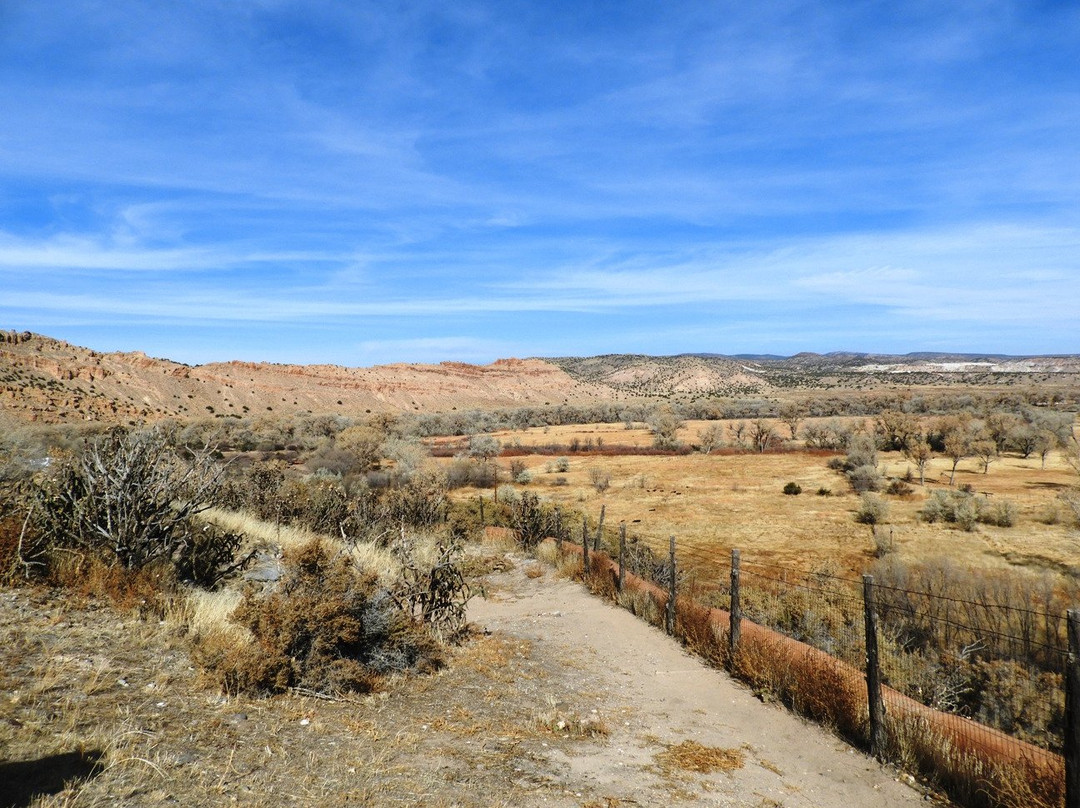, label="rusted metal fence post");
[581,515,590,576]
[729,549,741,657]
[1067,609,1080,808]
[863,574,886,760]
[665,535,676,635]
[618,523,626,593]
